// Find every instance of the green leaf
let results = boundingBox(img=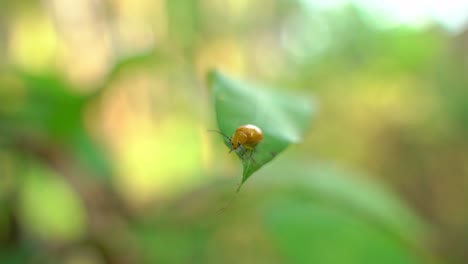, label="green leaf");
[208,70,315,191]
[18,162,87,241]
[253,162,430,264]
